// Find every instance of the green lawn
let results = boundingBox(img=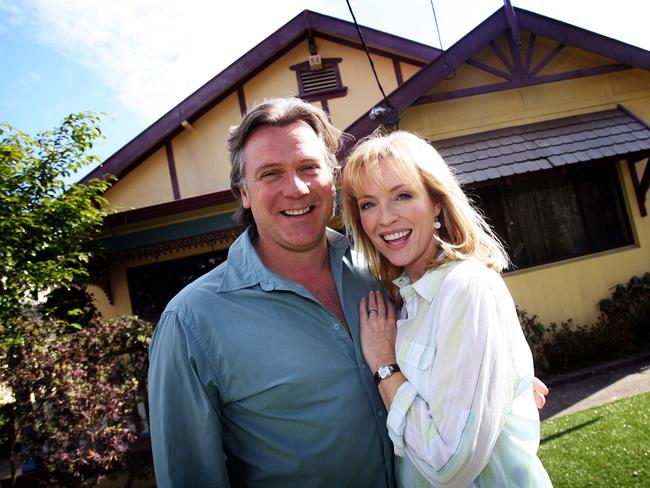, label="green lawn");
[539,392,650,487]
